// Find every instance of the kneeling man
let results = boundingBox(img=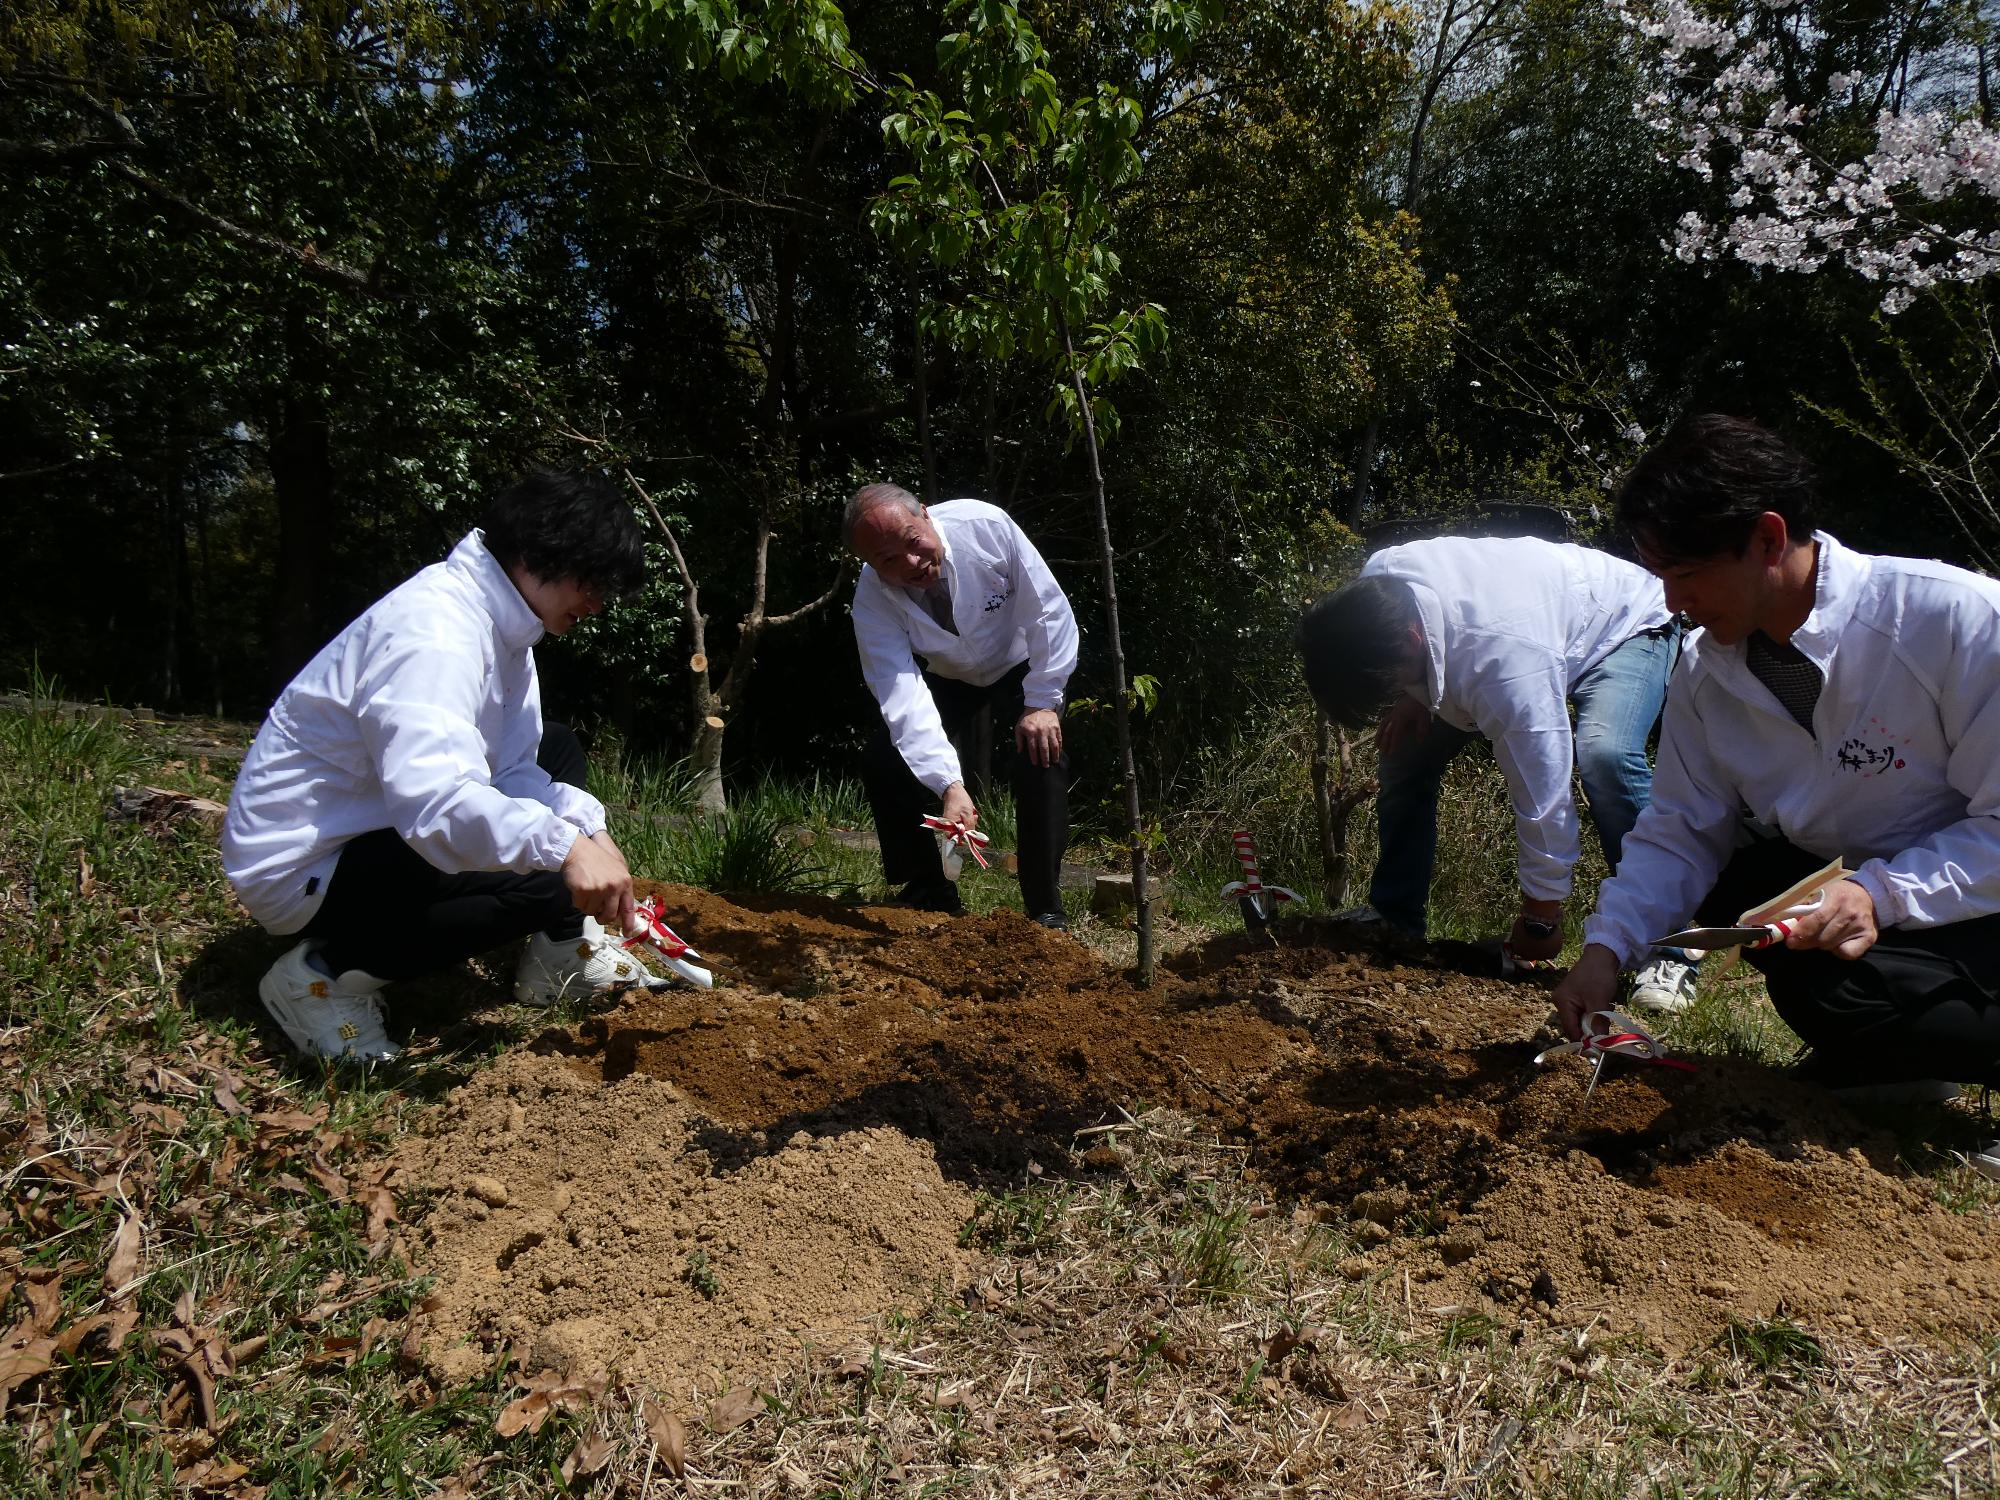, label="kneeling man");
[1556,415,2000,1127]
[222,470,654,1061]
[846,484,1077,925]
